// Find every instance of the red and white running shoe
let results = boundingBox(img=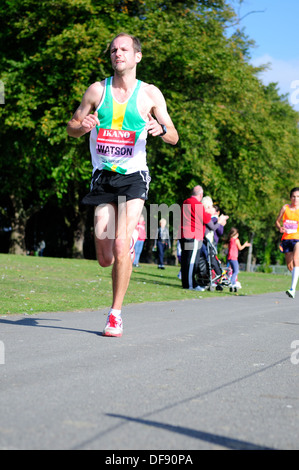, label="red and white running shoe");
[103,314,123,337]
